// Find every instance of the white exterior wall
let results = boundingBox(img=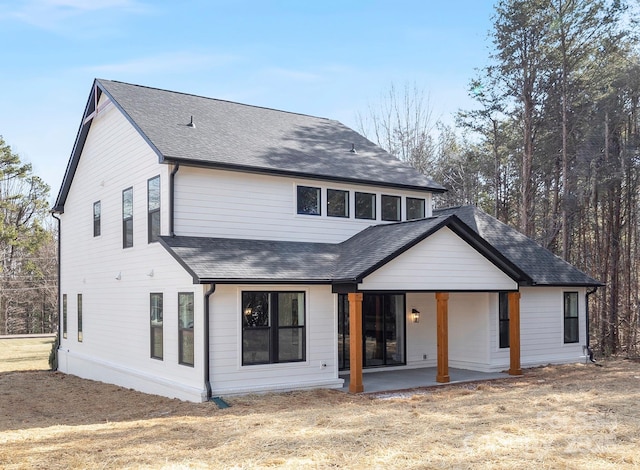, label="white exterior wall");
[57,97,207,402]
[174,166,433,243]
[360,227,518,291]
[209,284,343,395]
